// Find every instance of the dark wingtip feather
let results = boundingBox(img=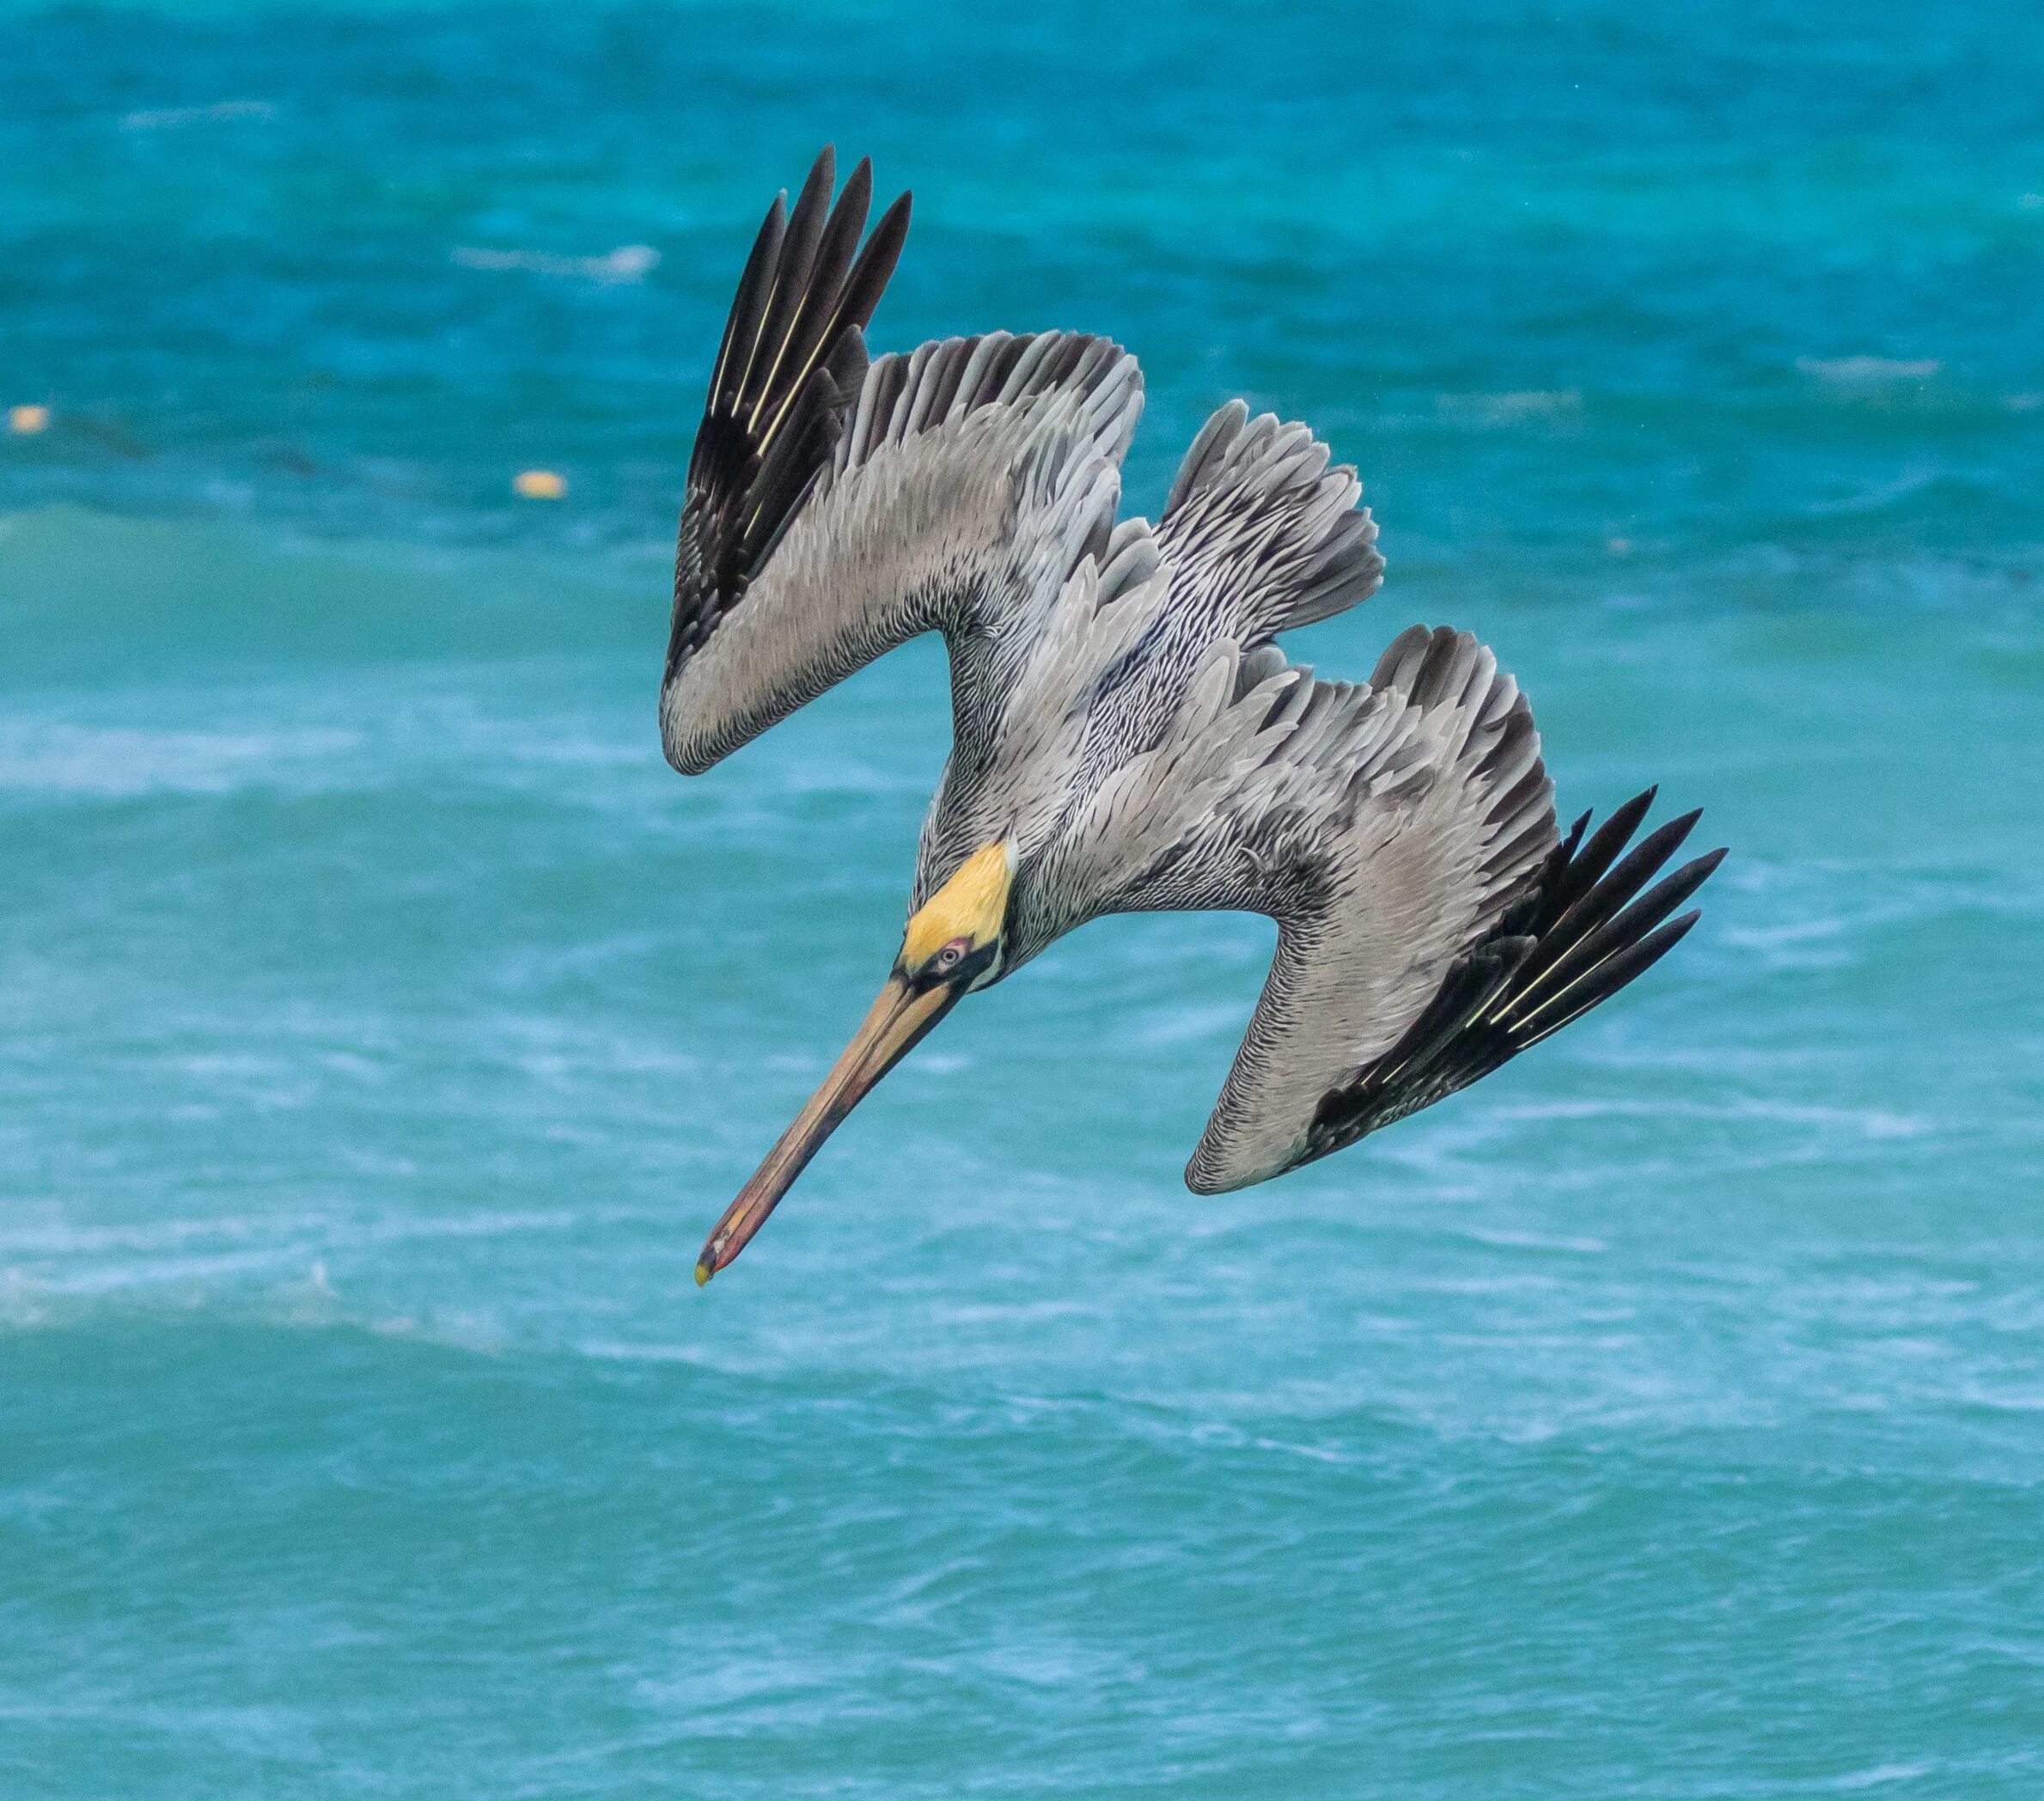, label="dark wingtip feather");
[672,151,913,680]
[707,191,788,415]
[1535,787,1654,924]
[741,152,839,415]
[1509,839,1719,1034]
[1299,791,1723,1166]
[834,189,912,338]
[1520,907,1704,1047]
[1577,786,1657,873]
[1610,845,1726,940]
[1512,802,1709,1011]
